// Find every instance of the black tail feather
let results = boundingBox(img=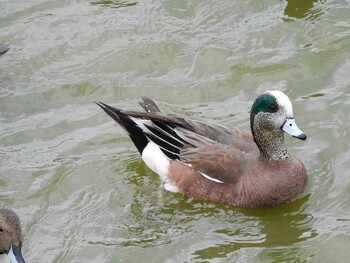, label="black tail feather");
[95,102,148,154]
[96,100,197,160]
[144,123,184,149]
[95,102,123,126]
